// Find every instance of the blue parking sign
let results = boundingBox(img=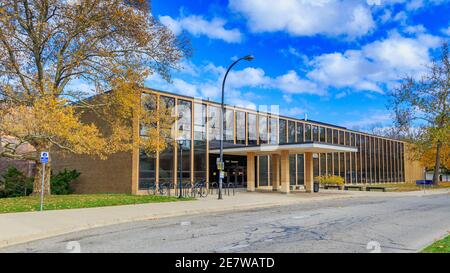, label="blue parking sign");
[40,152,49,164]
